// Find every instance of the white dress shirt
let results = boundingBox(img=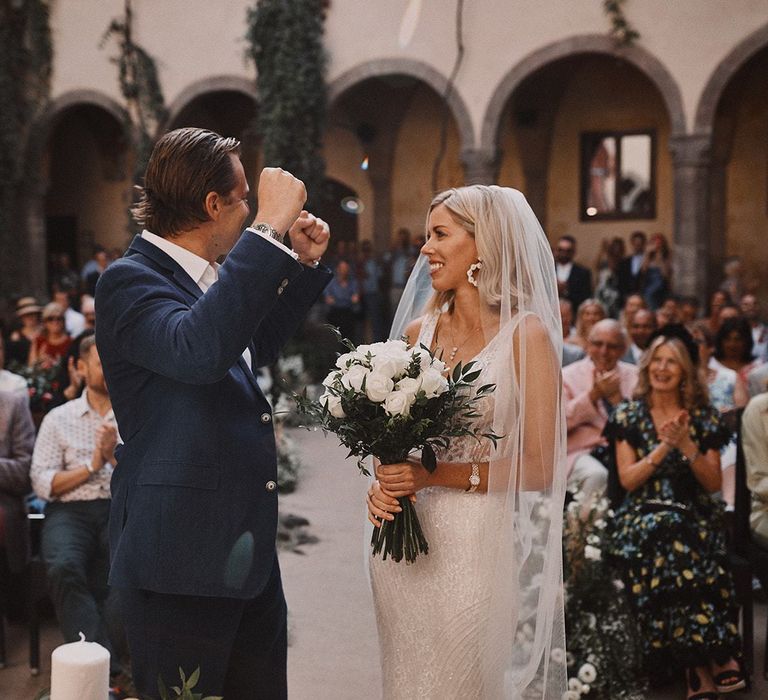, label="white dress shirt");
[0,369,28,398]
[141,228,297,371]
[30,390,116,502]
[556,262,573,284]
